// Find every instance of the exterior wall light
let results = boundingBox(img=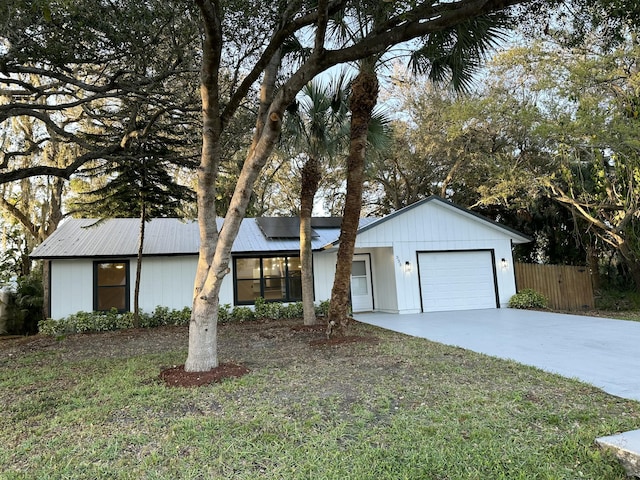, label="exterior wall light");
[404,261,412,273]
[500,258,509,271]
